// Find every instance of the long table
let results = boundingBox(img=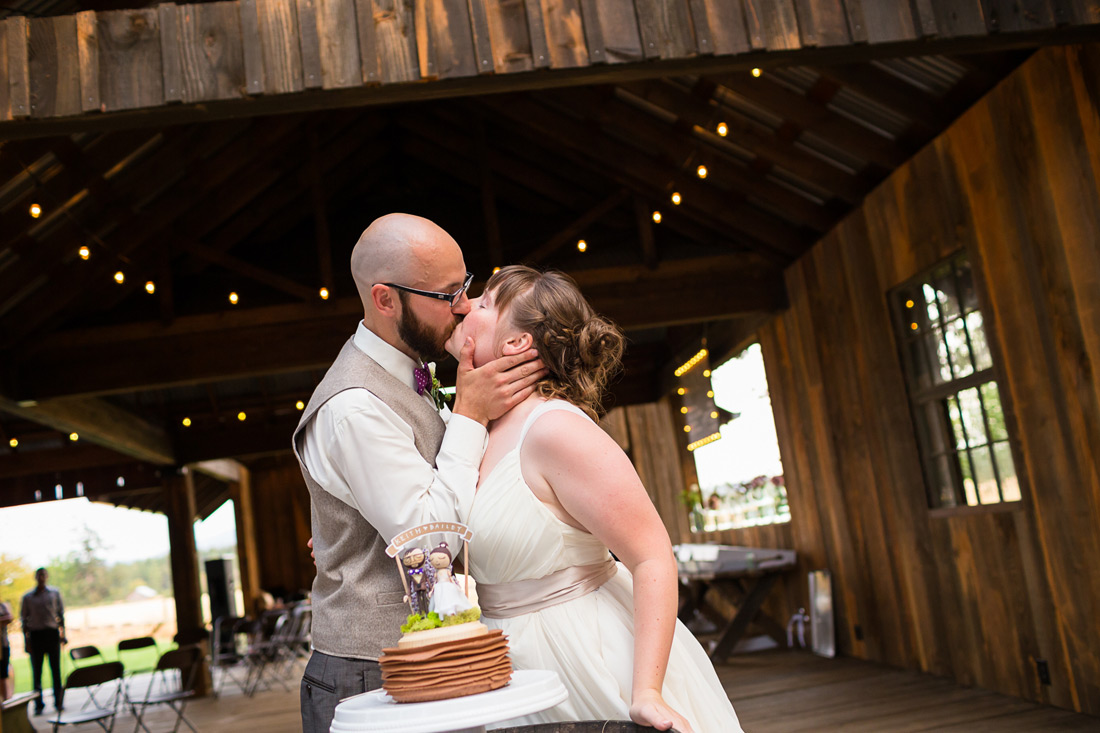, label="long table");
[674,544,798,661]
